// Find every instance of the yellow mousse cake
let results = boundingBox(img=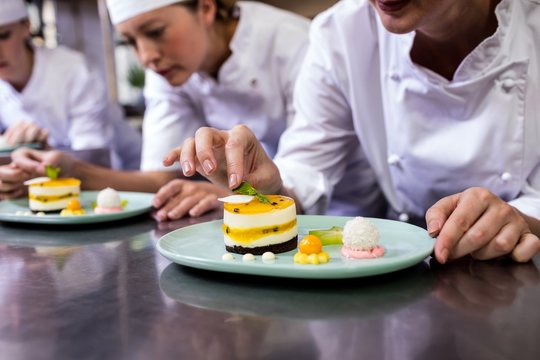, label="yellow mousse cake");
[222,195,298,255]
[28,178,81,212]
